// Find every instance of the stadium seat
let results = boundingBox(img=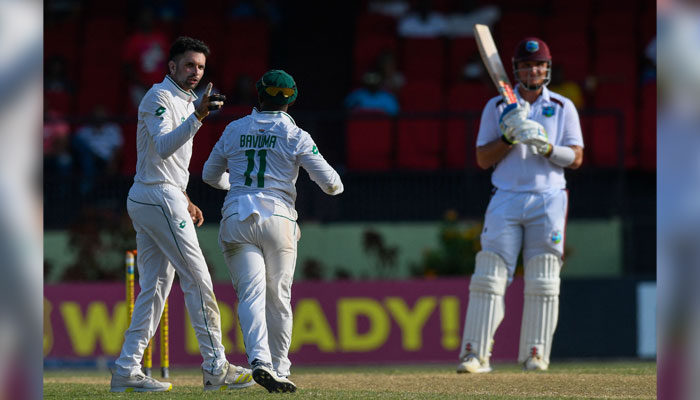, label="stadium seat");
[355,13,397,39]
[444,117,480,169]
[119,121,137,175]
[592,82,638,167]
[353,34,398,84]
[45,91,74,116]
[400,38,445,84]
[447,37,479,83]
[346,116,394,170]
[580,114,621,168]
[400,82,443,112]
[396,117,442,170]
[446,81,494,112]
